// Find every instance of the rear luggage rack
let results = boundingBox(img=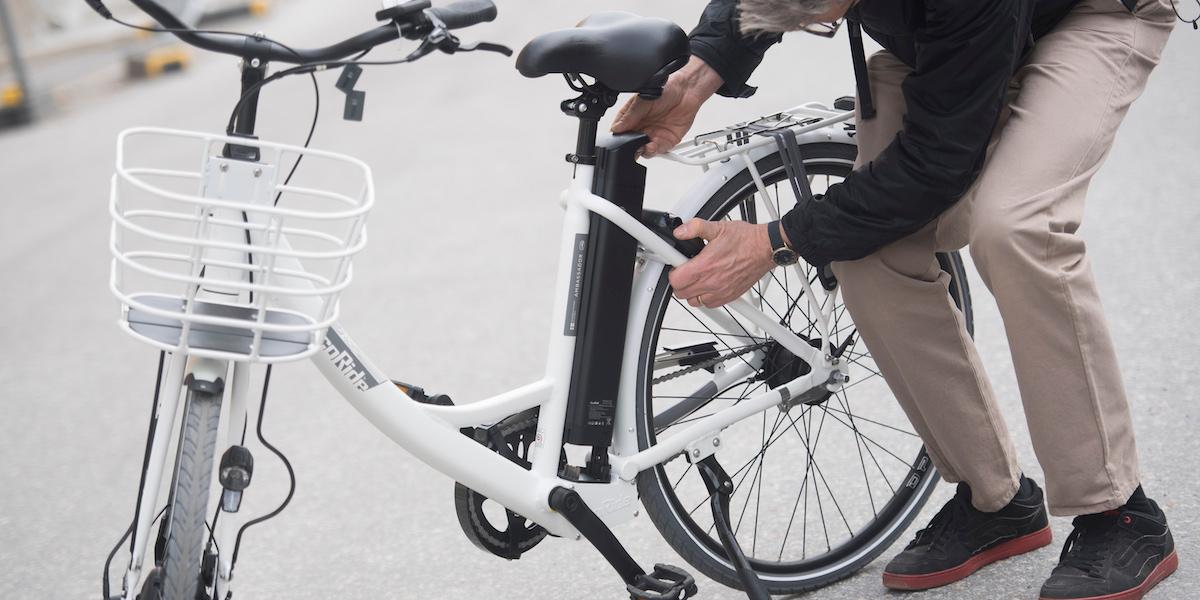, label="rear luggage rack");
[661,101,855,167]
